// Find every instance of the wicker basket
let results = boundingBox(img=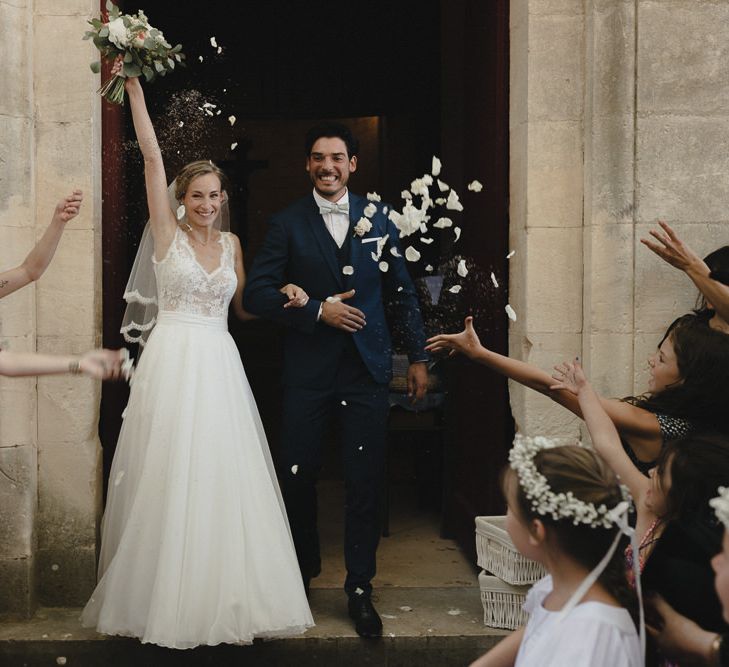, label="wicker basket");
[479,571,531,630]
[475,515,547,585]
